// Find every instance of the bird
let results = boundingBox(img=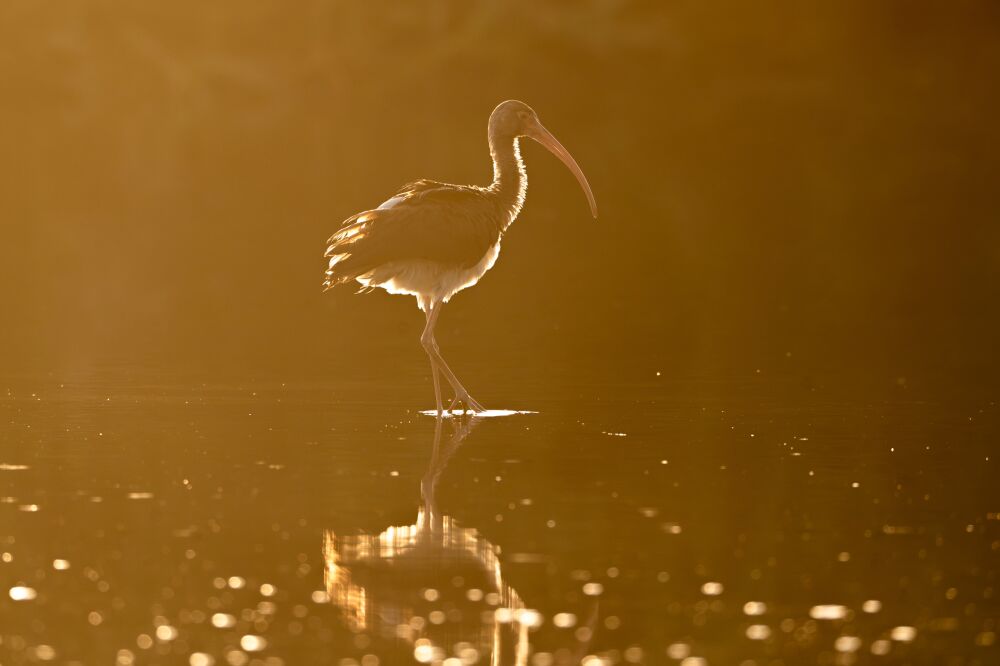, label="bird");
[323,100,597,414]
